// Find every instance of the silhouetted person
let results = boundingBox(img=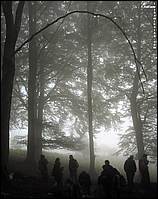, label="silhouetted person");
[52,158,64,187]
[99,160,121,199]
[69,155,79,184]
[139,154,150,189]
[38,154,48,181]
[79,171,91,196]
[124,155,136,191]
